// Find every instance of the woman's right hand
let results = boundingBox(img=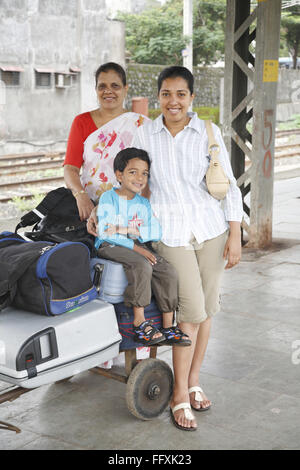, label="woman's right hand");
[76,193,95,221]
[64,165,94,221]
[87,206,98,237]
[133,245,157,266]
